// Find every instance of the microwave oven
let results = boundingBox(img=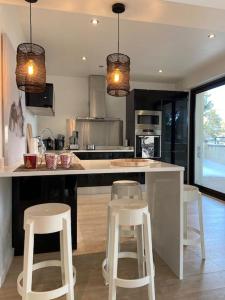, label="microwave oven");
[135,110,162,135]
